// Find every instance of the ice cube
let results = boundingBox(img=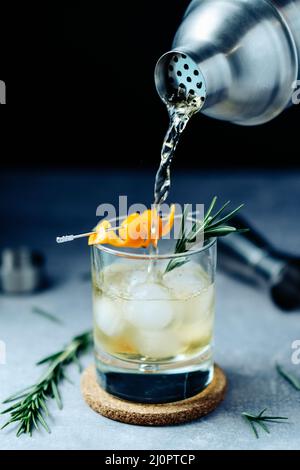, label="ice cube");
[163,262,207,298]
[126,267,149,291]
[180,322,213,350]
[125,282,174,330]
[184,284,215,326]
[178,285,214,348]
[93,296,124,337]
[103,262,149,298]
[102,262,132,296]
[135,330,182,359]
